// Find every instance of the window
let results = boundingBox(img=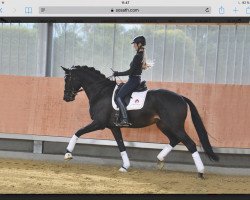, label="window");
[1,23,249,85]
